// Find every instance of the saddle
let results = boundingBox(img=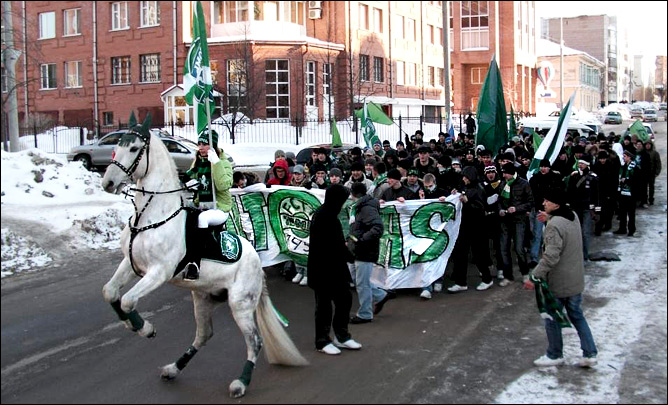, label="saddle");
[174,209,243,278]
